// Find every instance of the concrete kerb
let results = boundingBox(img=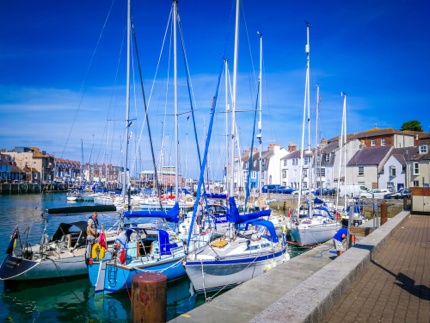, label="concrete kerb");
[250,211,410,323]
